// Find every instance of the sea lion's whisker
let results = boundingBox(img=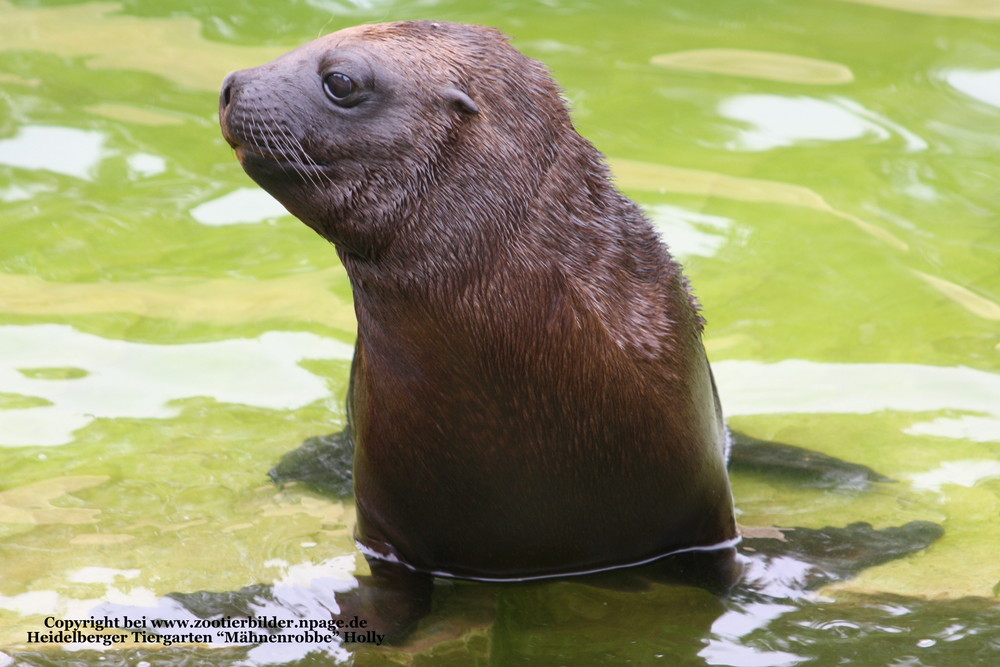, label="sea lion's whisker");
[292,135,335,188]
[247,100,317,188]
